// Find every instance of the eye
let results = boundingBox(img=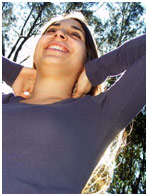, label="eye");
[71,32,81,39]
[45,28,56,34]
